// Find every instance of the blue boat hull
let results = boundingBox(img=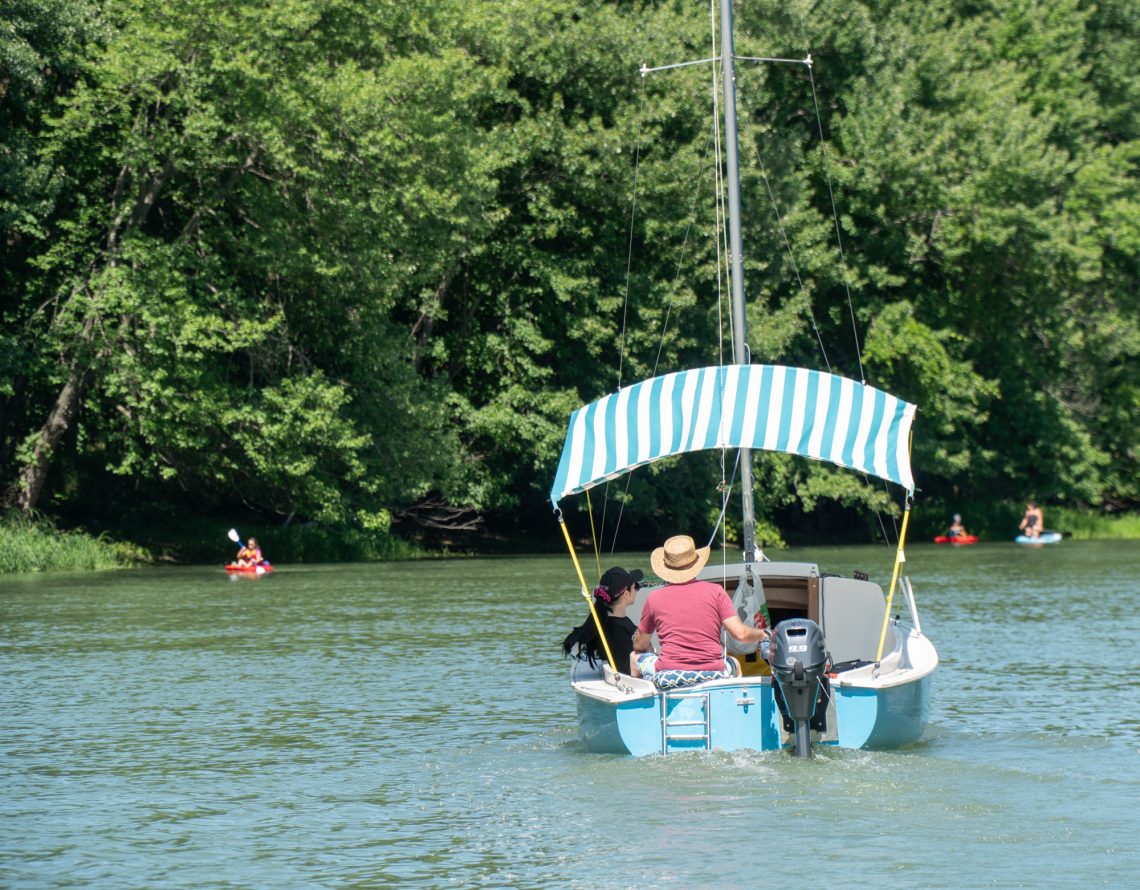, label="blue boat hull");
[576,680,778,755]
[832,674,933,749]
[575,671,933,755]
[570,560,937,756]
